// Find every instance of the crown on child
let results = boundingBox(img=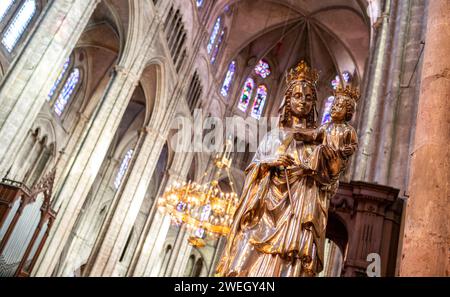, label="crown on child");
[334,85,360,103]
[286,60,319,86]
